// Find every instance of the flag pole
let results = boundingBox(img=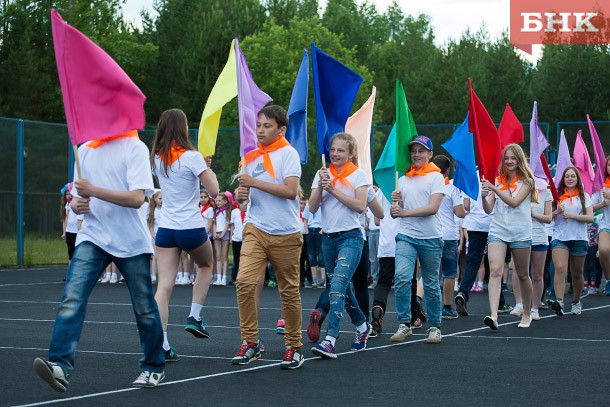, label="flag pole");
[321,154,326,168]
[73,145,82,179]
